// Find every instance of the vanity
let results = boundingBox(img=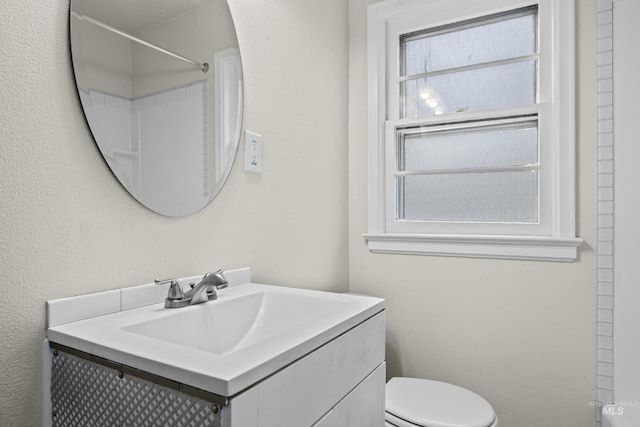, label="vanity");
[45,268,386,426]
